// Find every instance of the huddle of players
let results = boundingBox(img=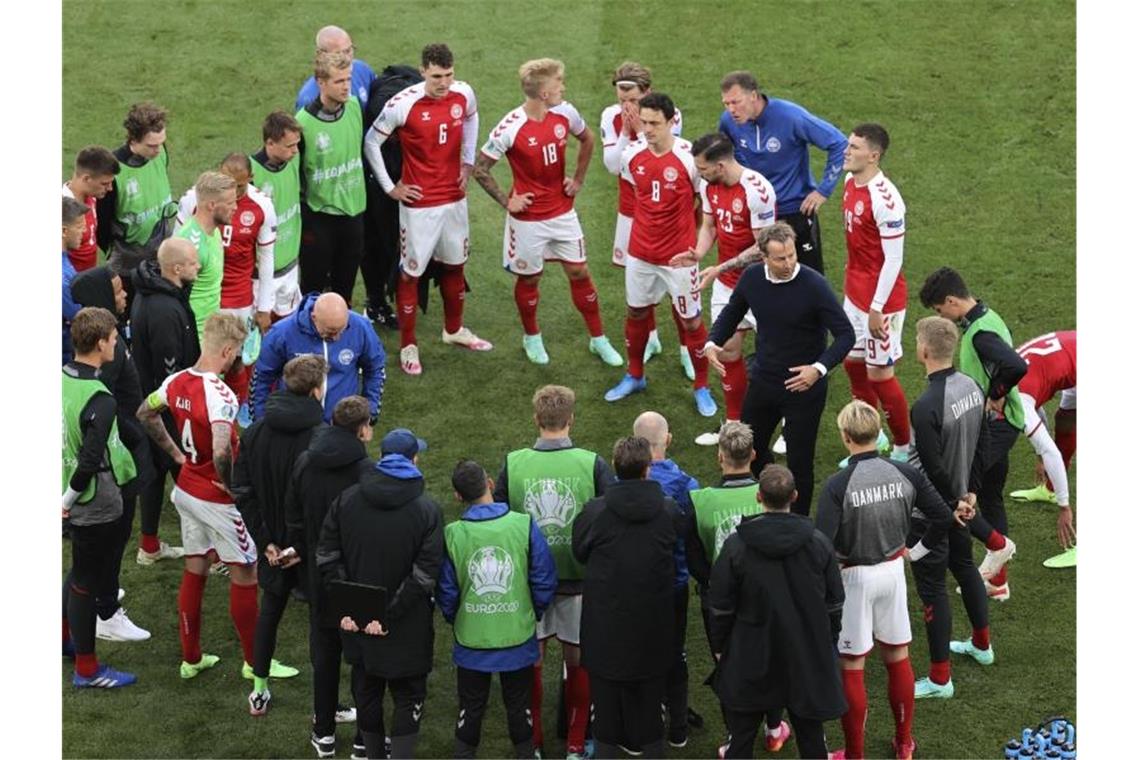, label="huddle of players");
[61,33,1080,760]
